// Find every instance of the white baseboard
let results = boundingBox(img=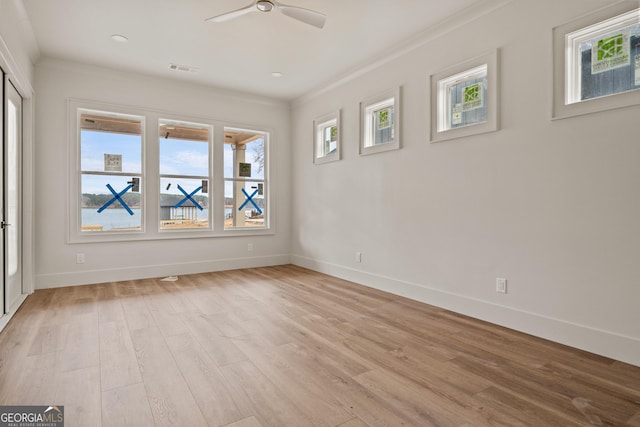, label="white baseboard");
[291,255,640,368]
[35,254,291,289]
